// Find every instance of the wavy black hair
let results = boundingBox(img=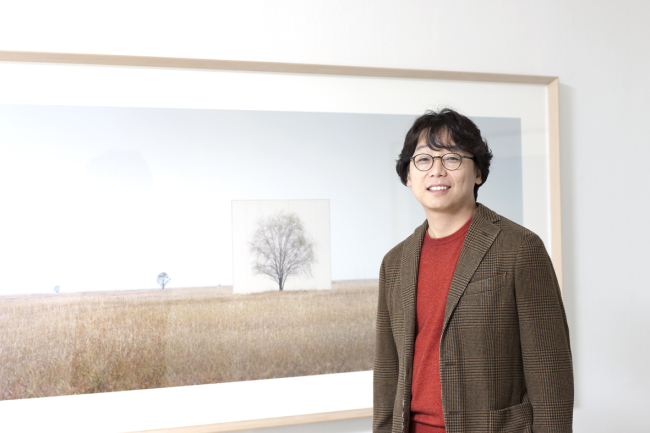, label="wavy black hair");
[396,108,493,201]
